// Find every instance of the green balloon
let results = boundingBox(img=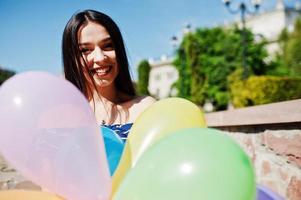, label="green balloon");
[113,128,256,200]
